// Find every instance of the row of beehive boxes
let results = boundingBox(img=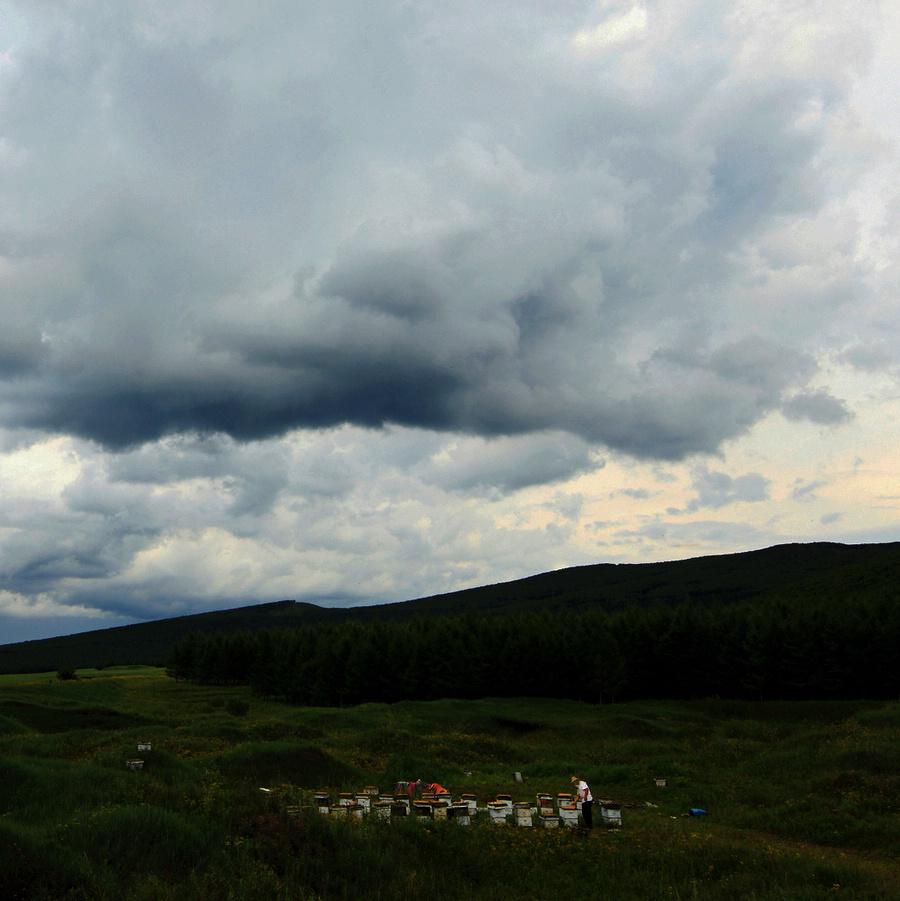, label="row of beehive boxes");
[488,793,621,828]
[310,789,621,827]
